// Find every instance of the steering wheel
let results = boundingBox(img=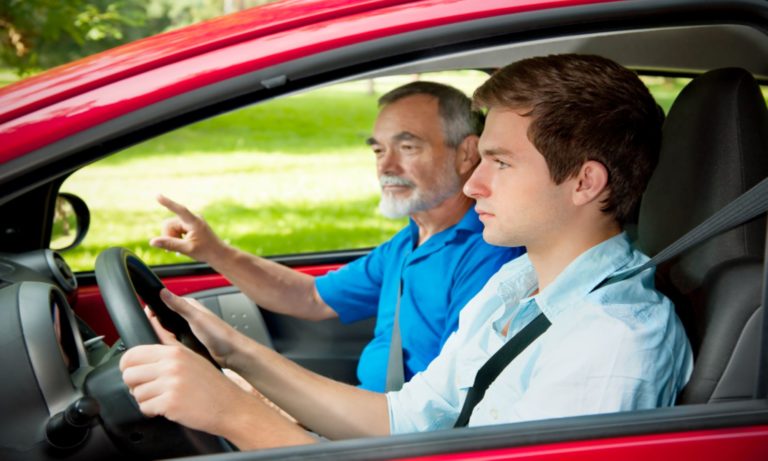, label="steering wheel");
[95,247,216,362]
[92,247,226,456]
